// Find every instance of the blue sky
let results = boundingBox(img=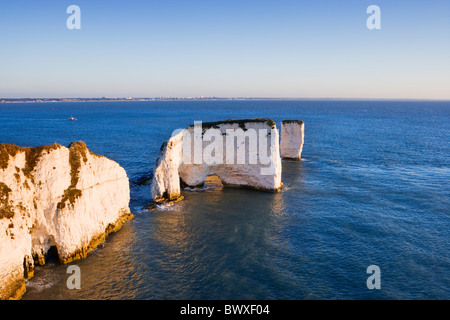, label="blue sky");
[0,0,449,99]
